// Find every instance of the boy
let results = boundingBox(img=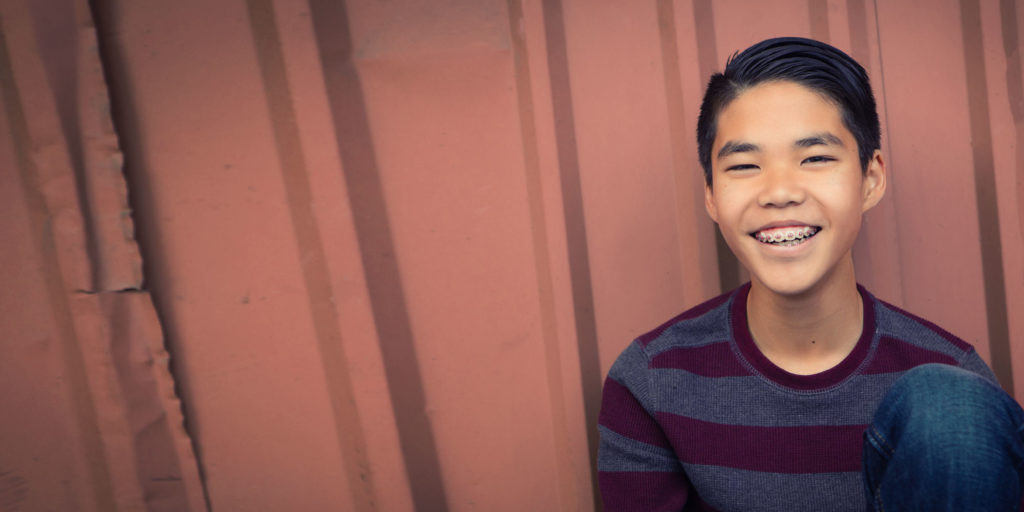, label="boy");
[597,37,1024,511]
